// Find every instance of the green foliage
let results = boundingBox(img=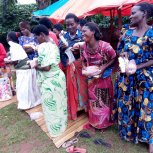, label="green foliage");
[0,4,37,47]
[87,14,110,28]
[0,4,37,34]
[86,14,130,28]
